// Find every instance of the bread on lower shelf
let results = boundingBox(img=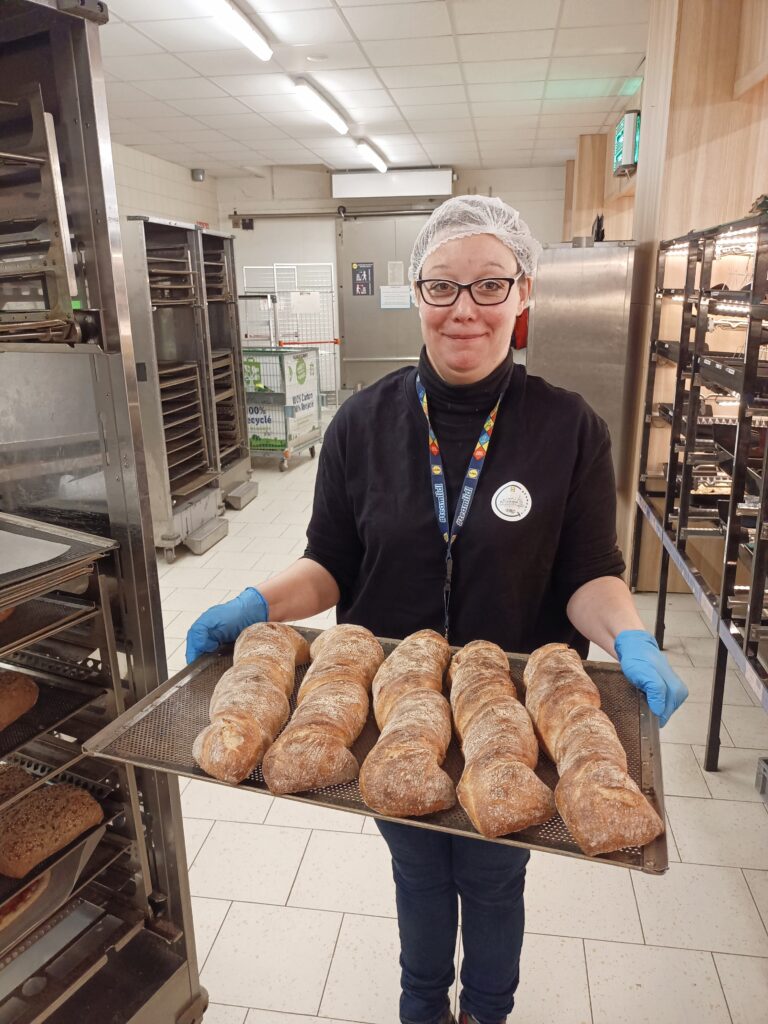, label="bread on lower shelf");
[449,640,555,838]
[359,629,454,818]
[0,764,35,805]
[0,672,39,732]
[193,622,310,784]
[262,624,385,794]
[524,643,664,856]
